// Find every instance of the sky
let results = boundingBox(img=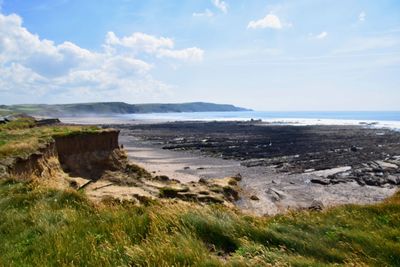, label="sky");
[0,0,399,111]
